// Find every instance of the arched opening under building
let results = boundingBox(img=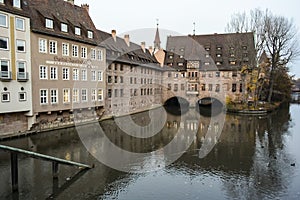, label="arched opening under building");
[196,97,224,117]
[164,96,190,115]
